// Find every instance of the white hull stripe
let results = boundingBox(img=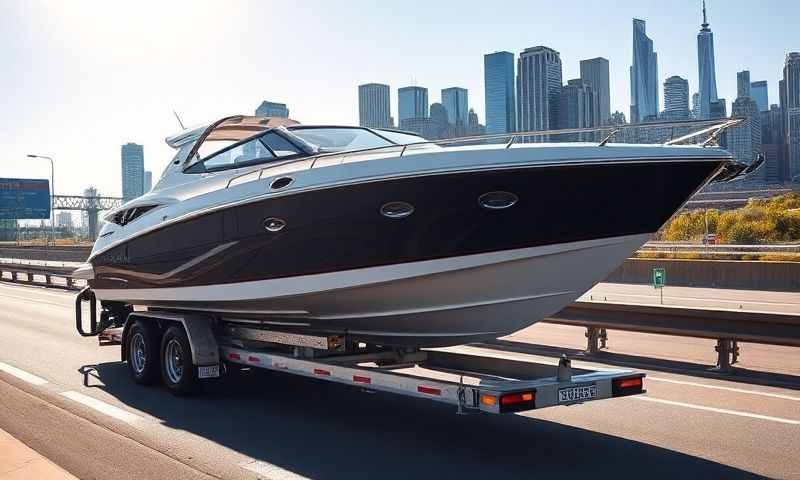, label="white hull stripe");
[94,233,652,303]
